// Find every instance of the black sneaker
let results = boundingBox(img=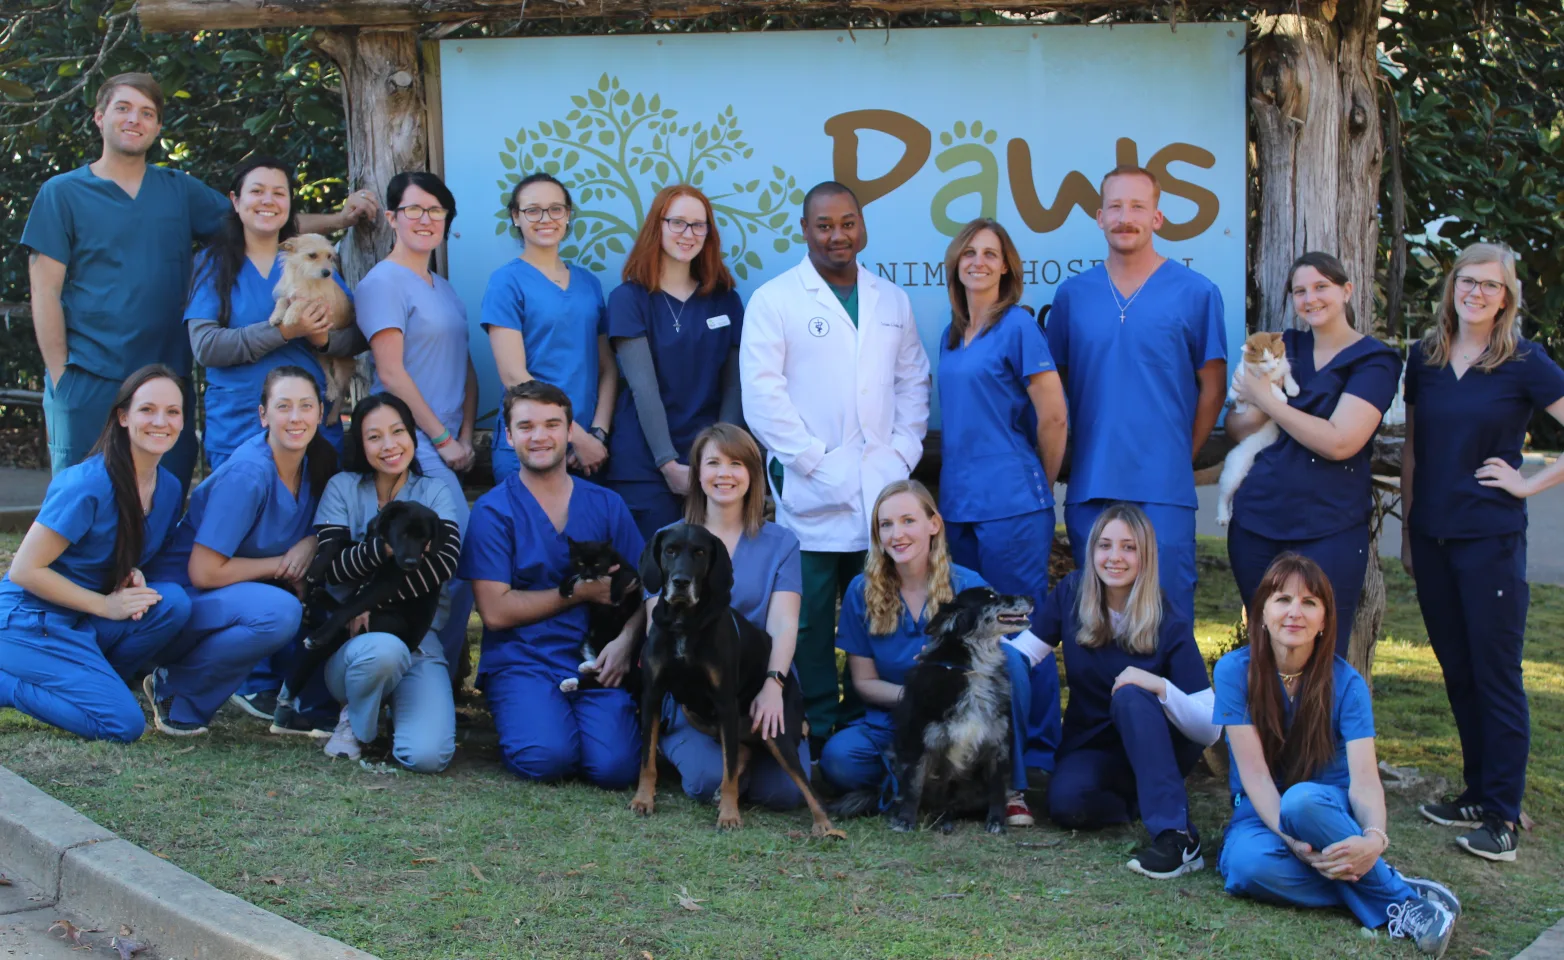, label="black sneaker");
[1387,896,1455,957]
[1127,828,1204,879]
[141,675,209,737]
[1403,877,1462,921]
[268,701,333,738]
[227,690,278,720]
[1419,797,1485,829]
[1456,815,1517,862]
